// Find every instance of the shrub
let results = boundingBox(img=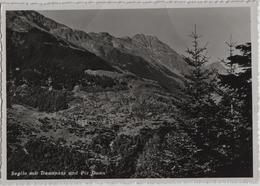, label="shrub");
[7,138,91,179]
[13,85,70,112]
